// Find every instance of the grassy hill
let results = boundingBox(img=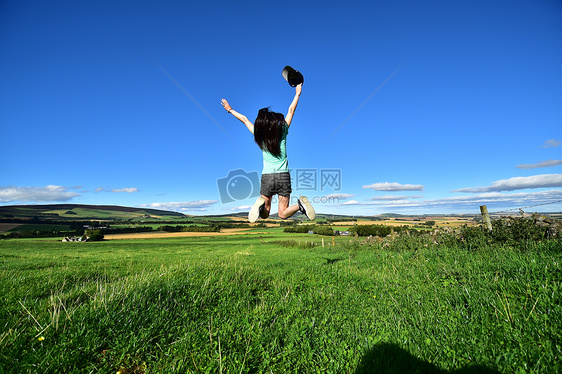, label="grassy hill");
[1,228,560,372]
[0,204,188,221]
